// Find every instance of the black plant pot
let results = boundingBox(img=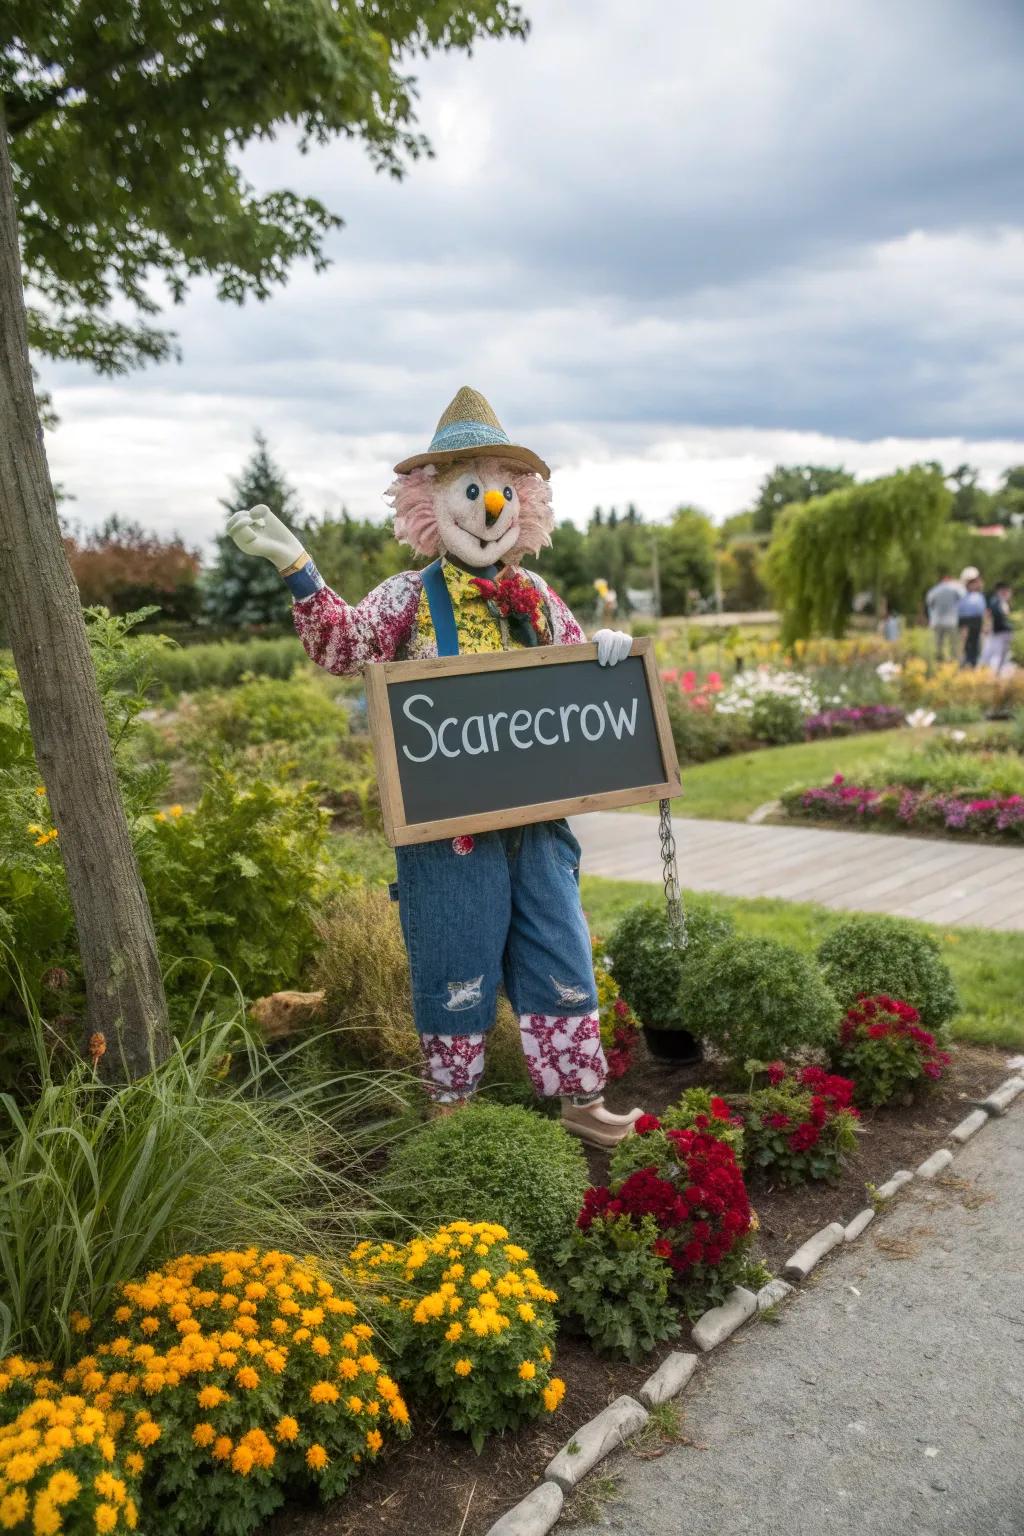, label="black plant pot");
[642,1024,703,1065]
